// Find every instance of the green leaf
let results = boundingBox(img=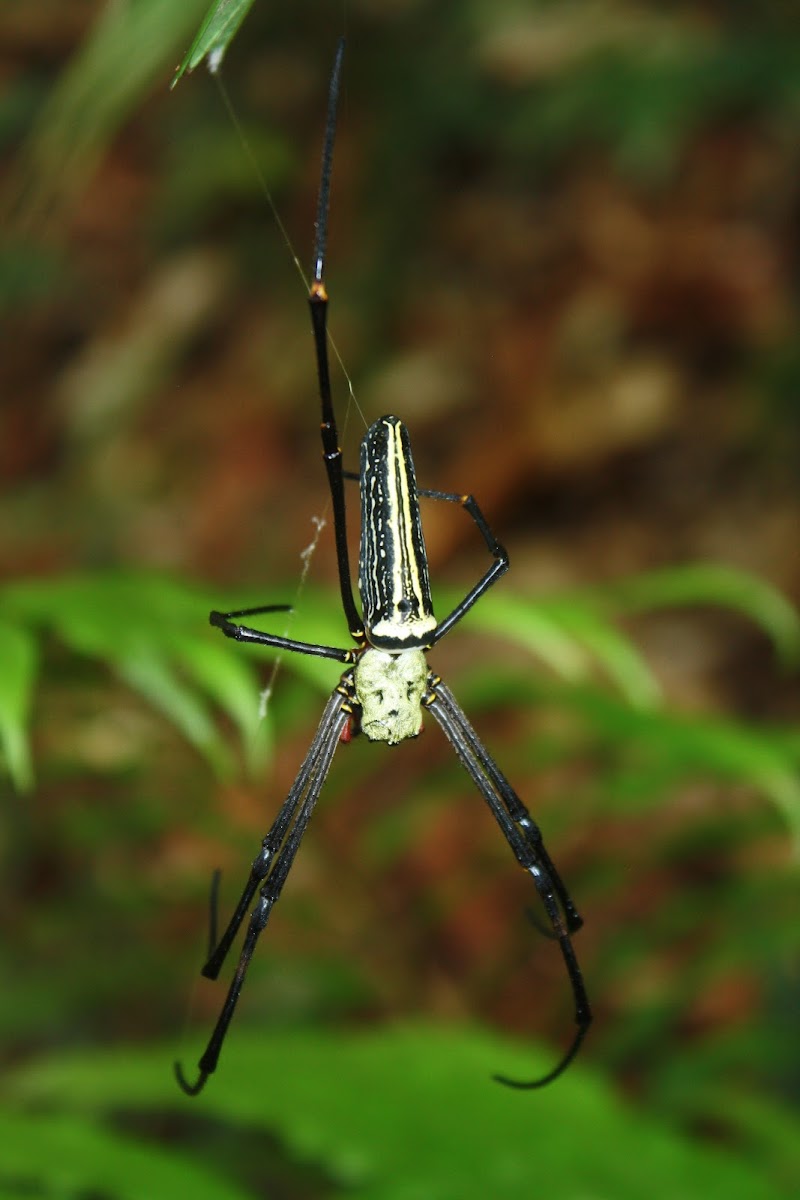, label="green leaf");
[6,1025,787,1200]
[598,564,800,667]
[538,599,662,708]
[654,1065,800,1187]
[0,1110,251,1200]
[551,682,800,849]
[456,590,661,707]
[4,573,237,776]
[172,0,257,88]
[11,0,210,220]
[0,619,37,790]
[172,629,272,775]
[459,592,596,681]
[116,647,231,777]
